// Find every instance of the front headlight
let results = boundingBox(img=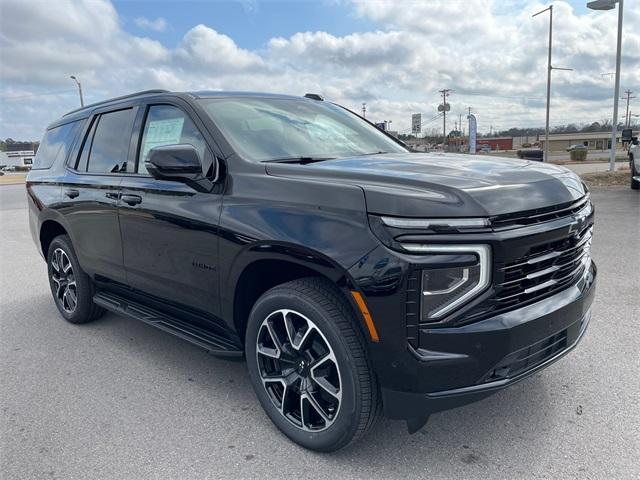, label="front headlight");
[401,244,491,321]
